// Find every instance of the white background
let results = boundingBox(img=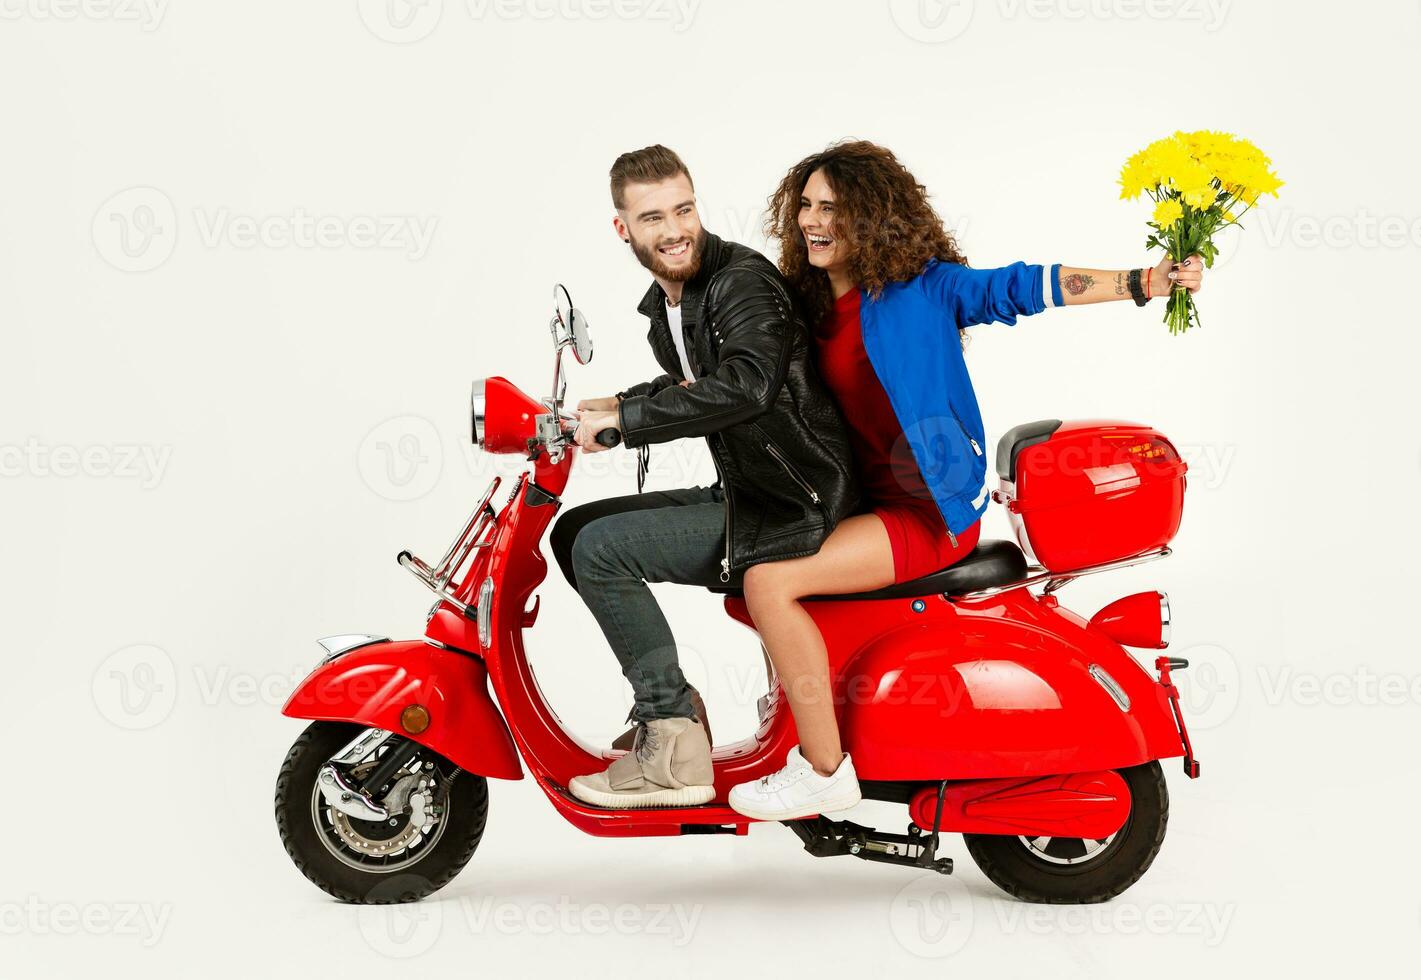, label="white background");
[2,0,1418,975]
